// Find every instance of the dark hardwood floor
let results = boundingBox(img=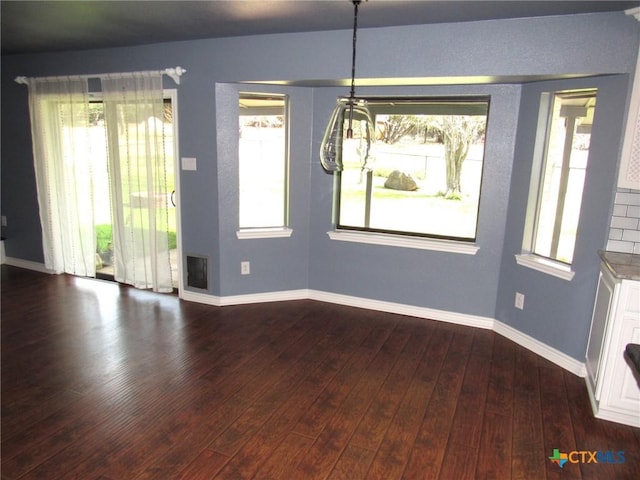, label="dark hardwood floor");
[1,265,638,479]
